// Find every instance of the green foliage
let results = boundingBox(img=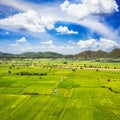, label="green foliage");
[0,59,120,120]
[0,48,120,59]
[8,70,11,74]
